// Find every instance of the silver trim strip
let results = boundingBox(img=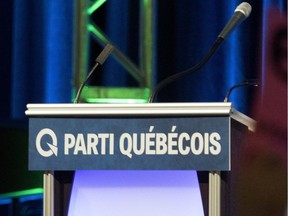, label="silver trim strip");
[231,108,257,131]
[26,102,256,131]
[26,102,232,116]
